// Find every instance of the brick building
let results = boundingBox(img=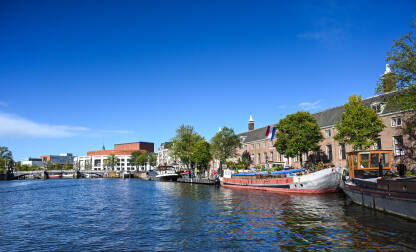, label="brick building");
[235,91,414,171]
[74,141,154,171]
